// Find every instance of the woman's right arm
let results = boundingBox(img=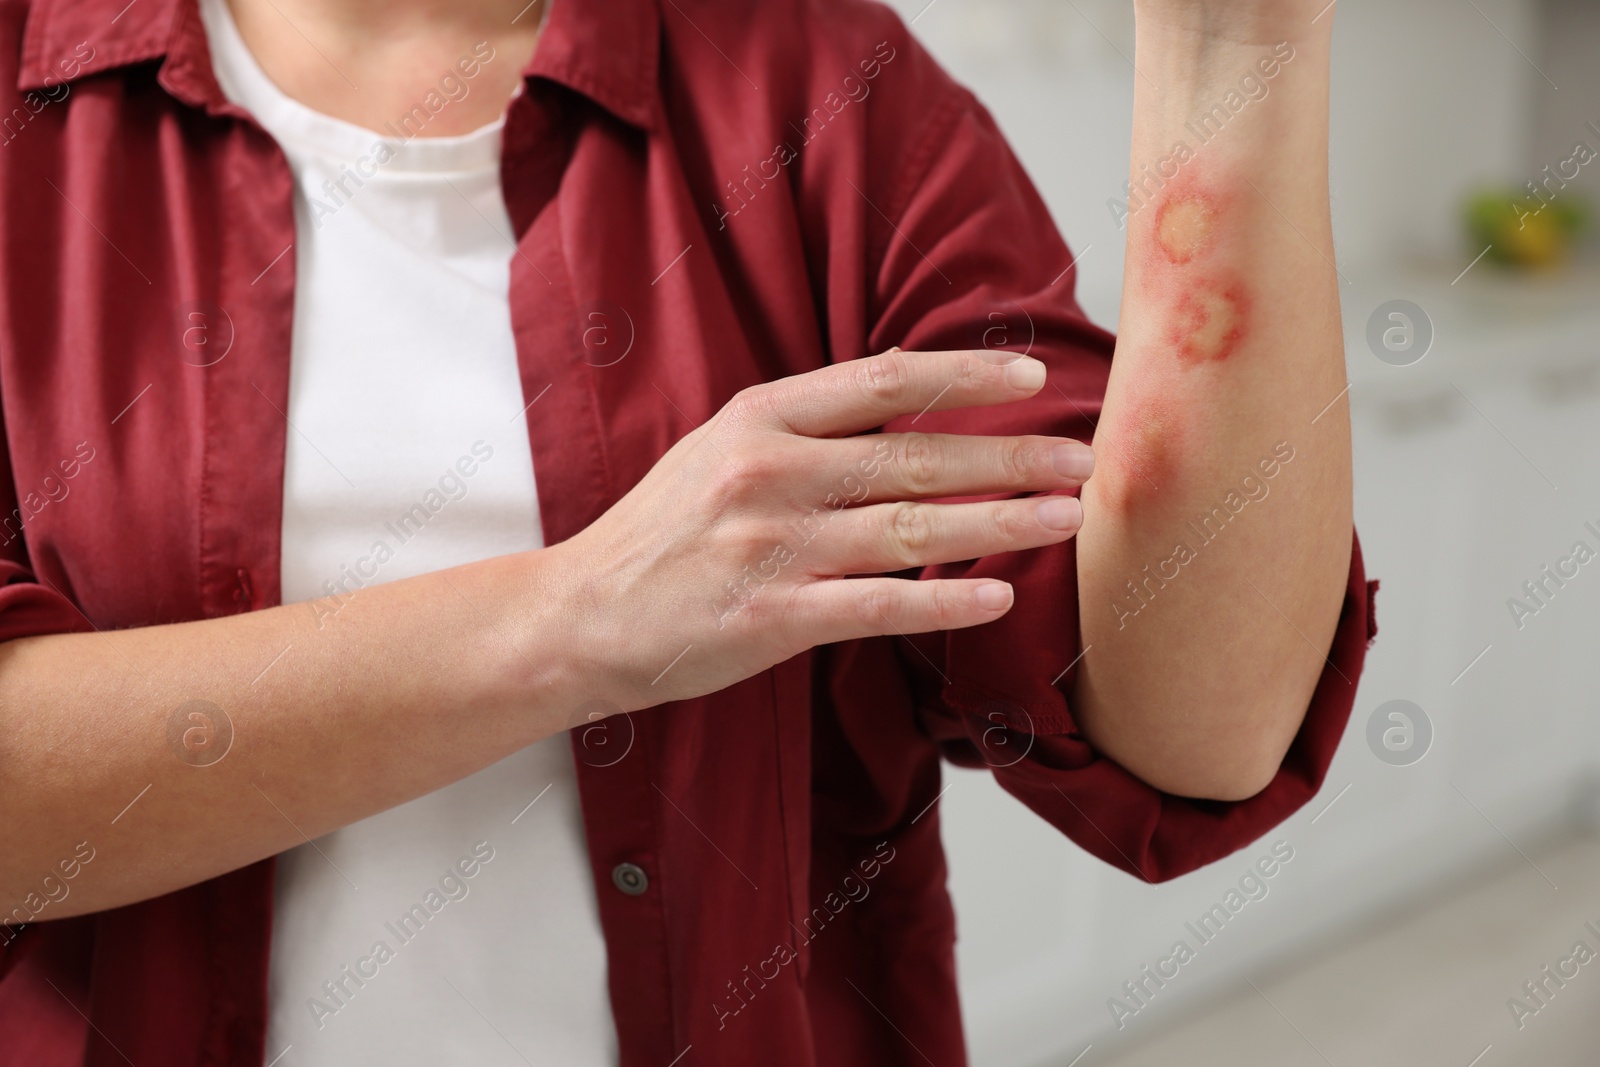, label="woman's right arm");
[0,545,589,922]
[1,347,1093,920]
